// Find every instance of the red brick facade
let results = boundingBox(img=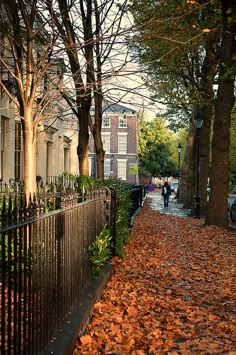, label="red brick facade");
[89,105,139,184]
